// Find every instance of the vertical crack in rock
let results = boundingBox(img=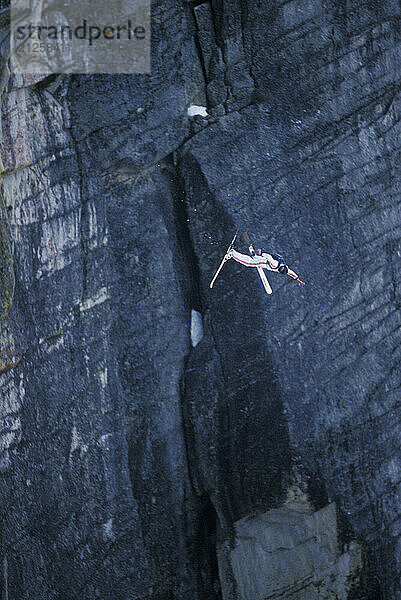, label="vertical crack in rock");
[210,0,254,111]
[169,149,230,396]
[188,2,211,103]
[104,154,207,599]
[0,187,14,319]
[196,494,224,600]
[160,153,226,600]
[170,155,204,314]
[208,0,230,109]
[189,0,229,109]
